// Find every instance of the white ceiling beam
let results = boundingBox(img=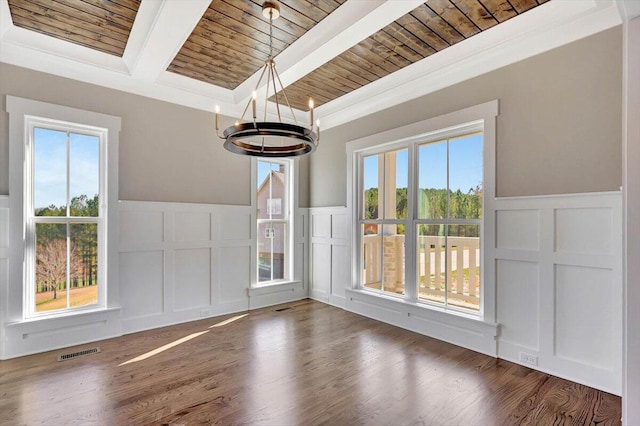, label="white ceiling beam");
[0,0,12,38]
[122,0,164,73]
[233,0,425,103]
[127,0,210,80]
